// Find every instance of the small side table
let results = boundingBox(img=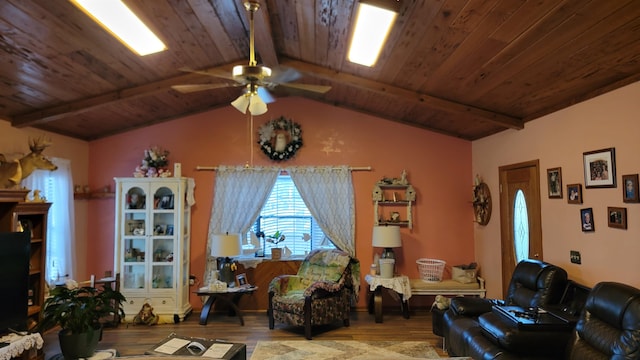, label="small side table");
[196,286,257,326]
[365,274,412,323]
